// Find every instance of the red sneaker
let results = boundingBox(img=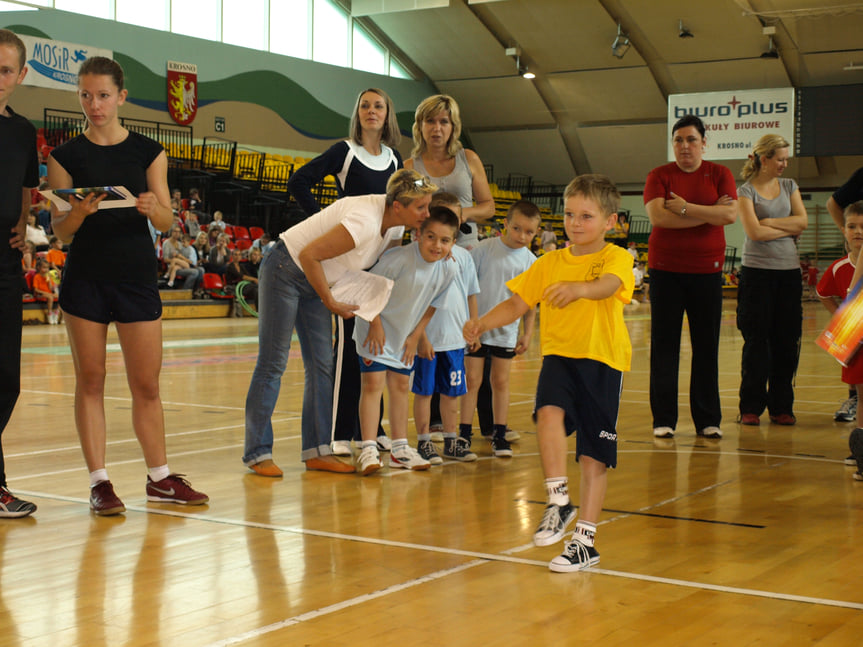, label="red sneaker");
[769,413,796,426]
[739,413,760,426]
[90,480,125,516]
[146,474,208,505]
